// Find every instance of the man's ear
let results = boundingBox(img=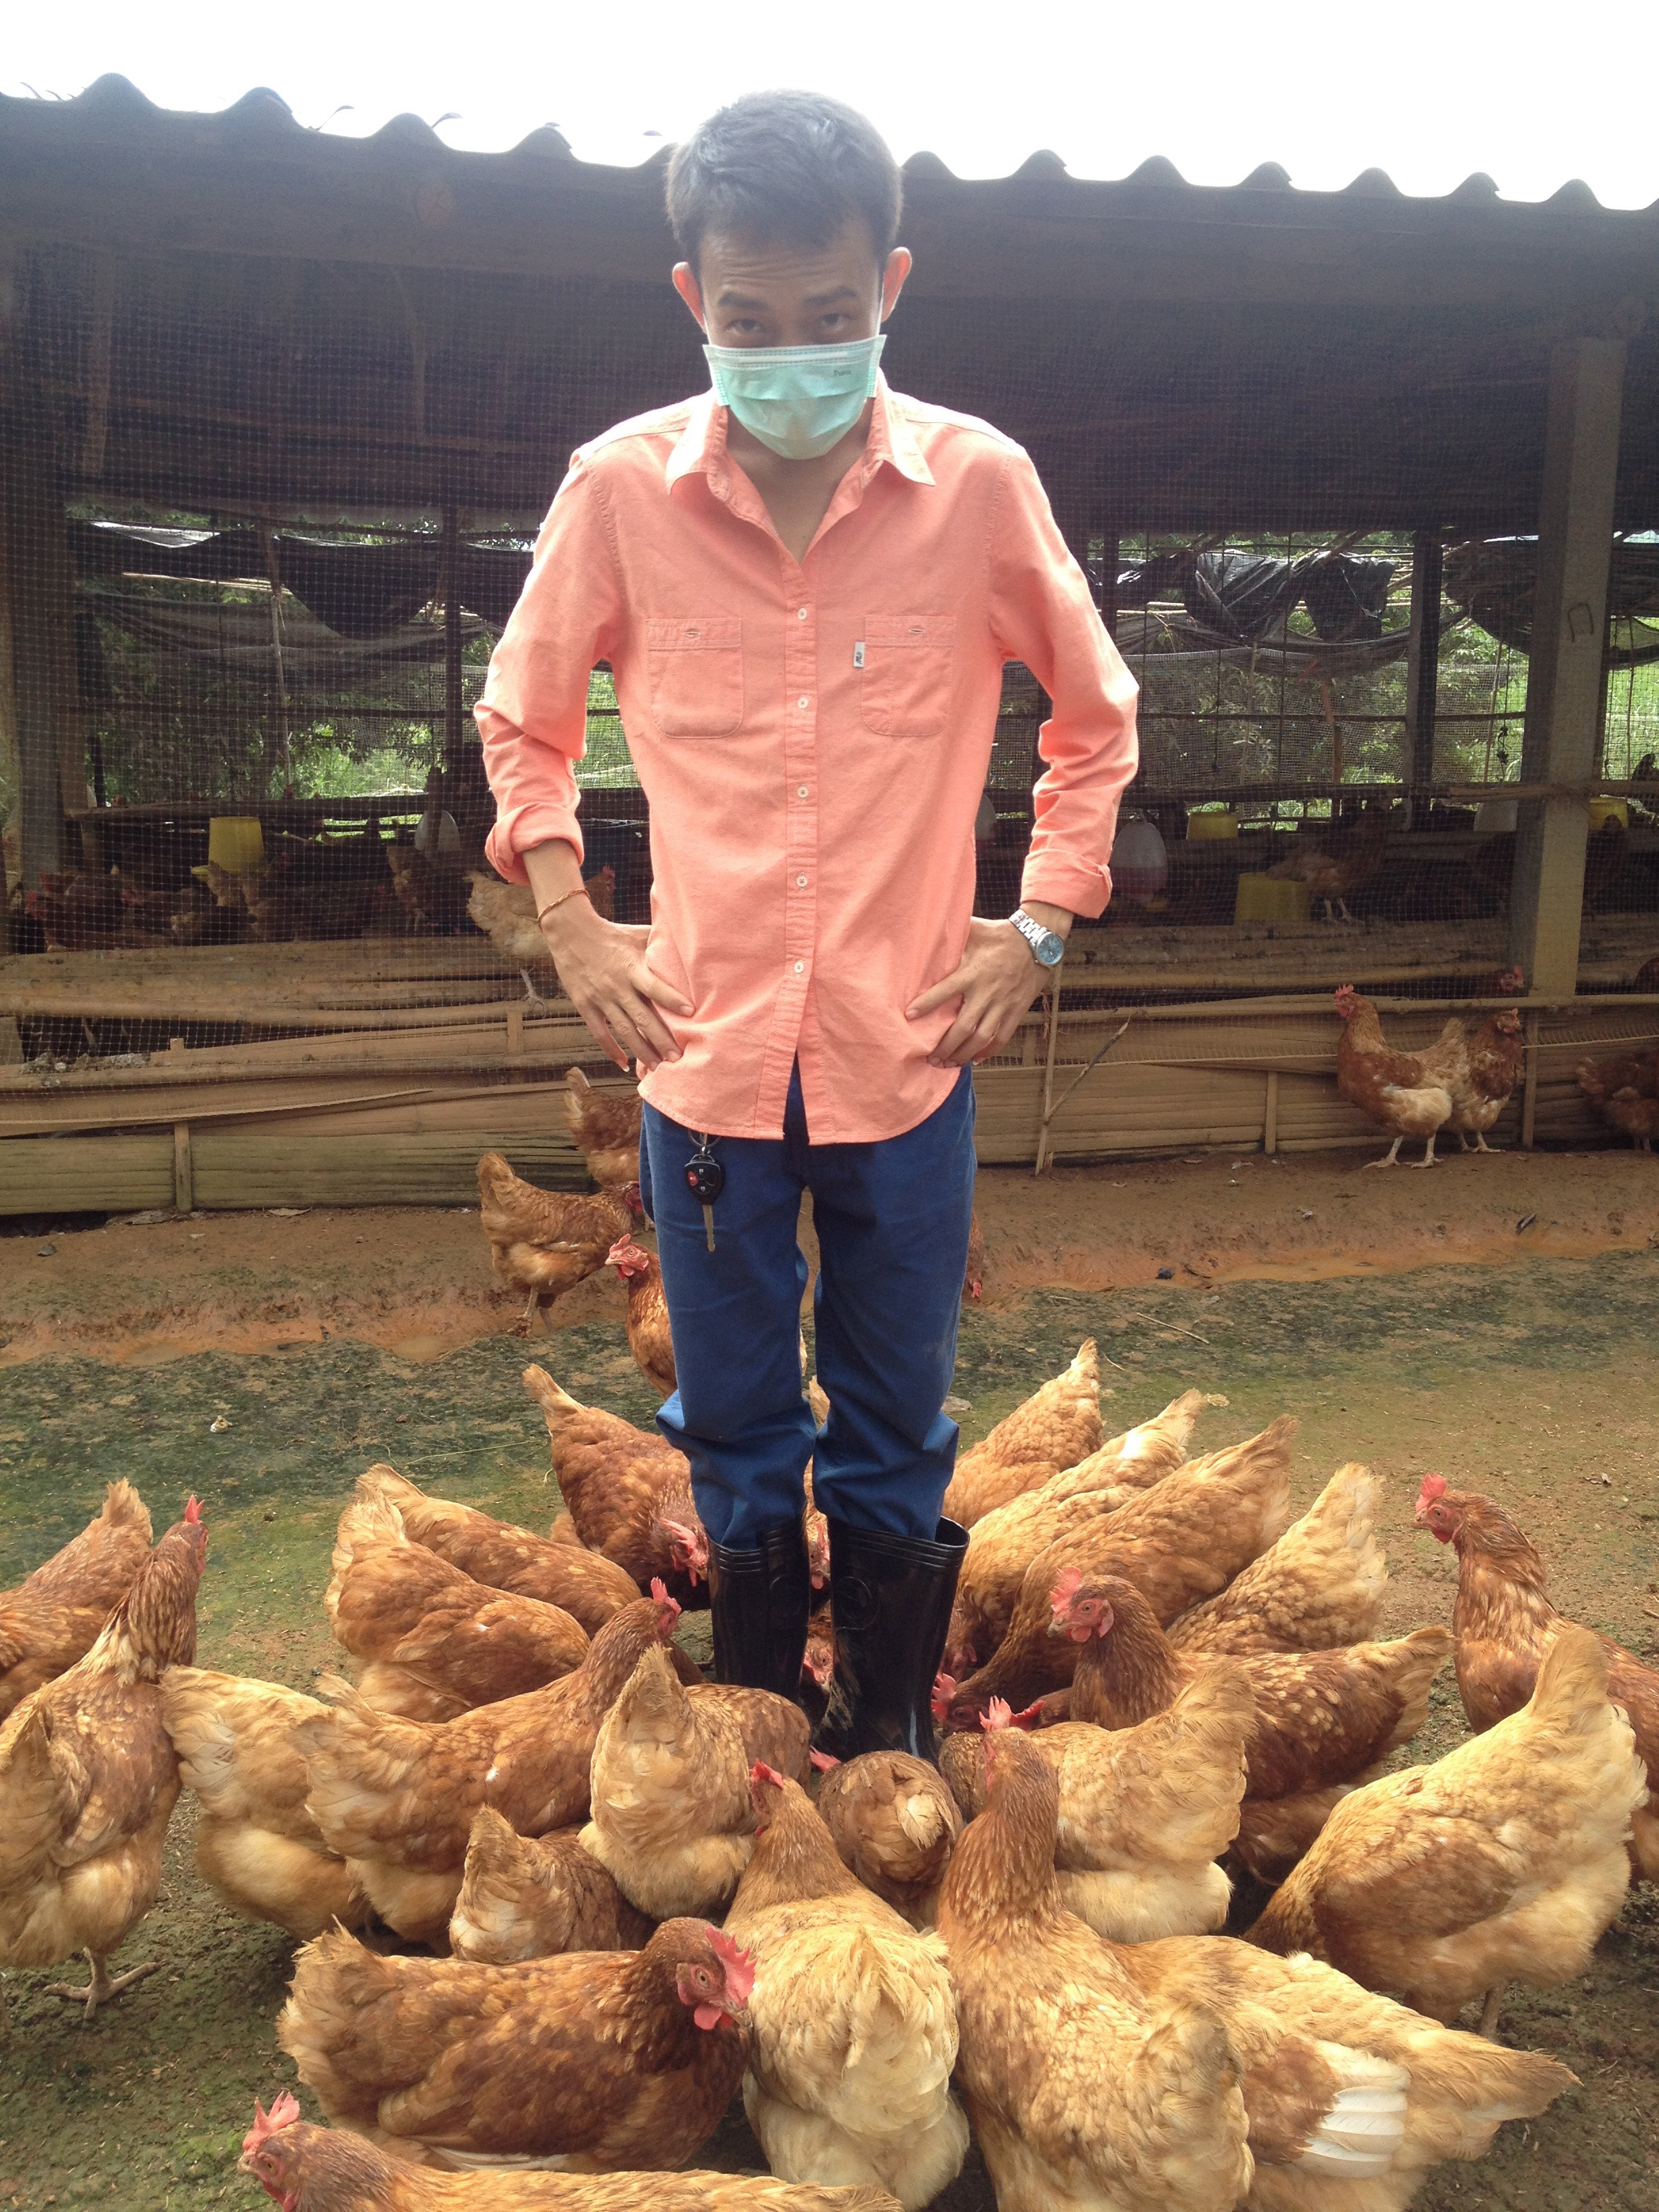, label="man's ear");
[672,262,707,333]
[880,247,913,324]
